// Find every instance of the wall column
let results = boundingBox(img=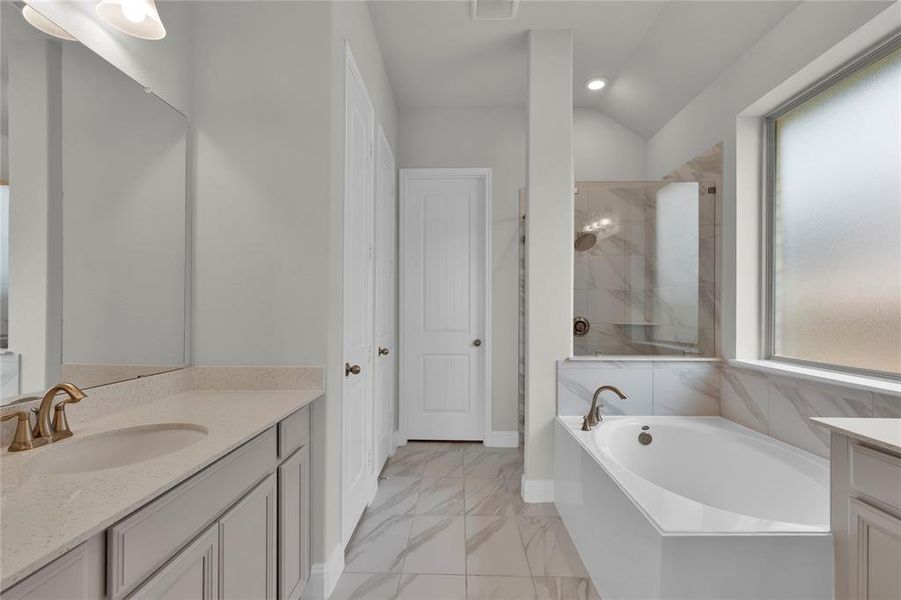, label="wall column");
[523,30,573,501]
